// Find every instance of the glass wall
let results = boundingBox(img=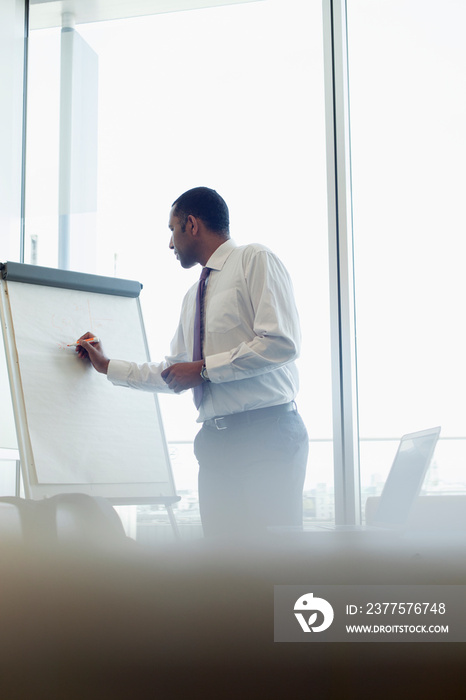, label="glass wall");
[25,0,333,530]
[0,0,26,466]
[14,0,466,526]
[0,0,25,265]
[347,0,466,516]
